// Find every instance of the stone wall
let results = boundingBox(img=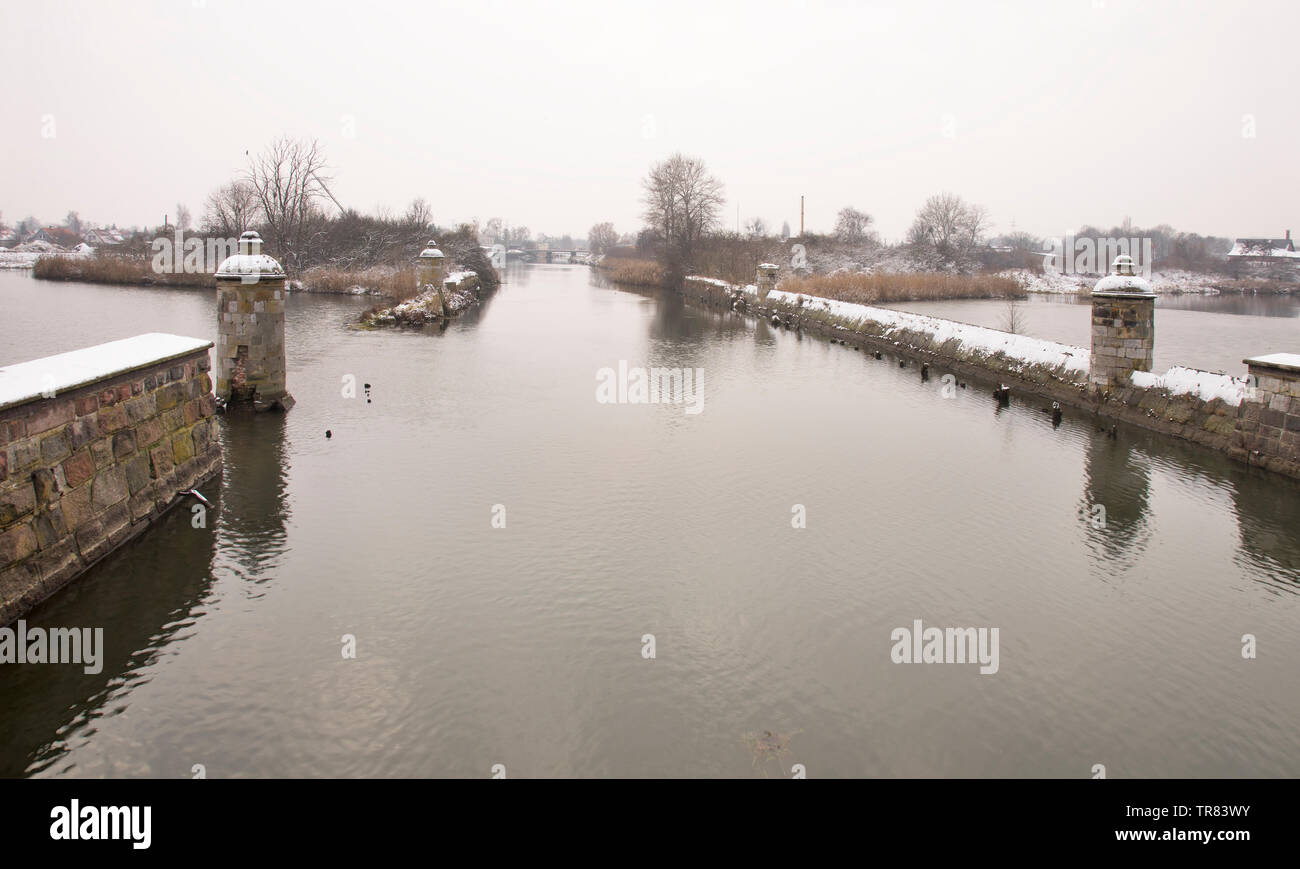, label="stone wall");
[1232,357,1300,478]
[1089,292,1154,389]
[673,274,1300,482]
[216,278,287,406]
[0,336,221,626]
